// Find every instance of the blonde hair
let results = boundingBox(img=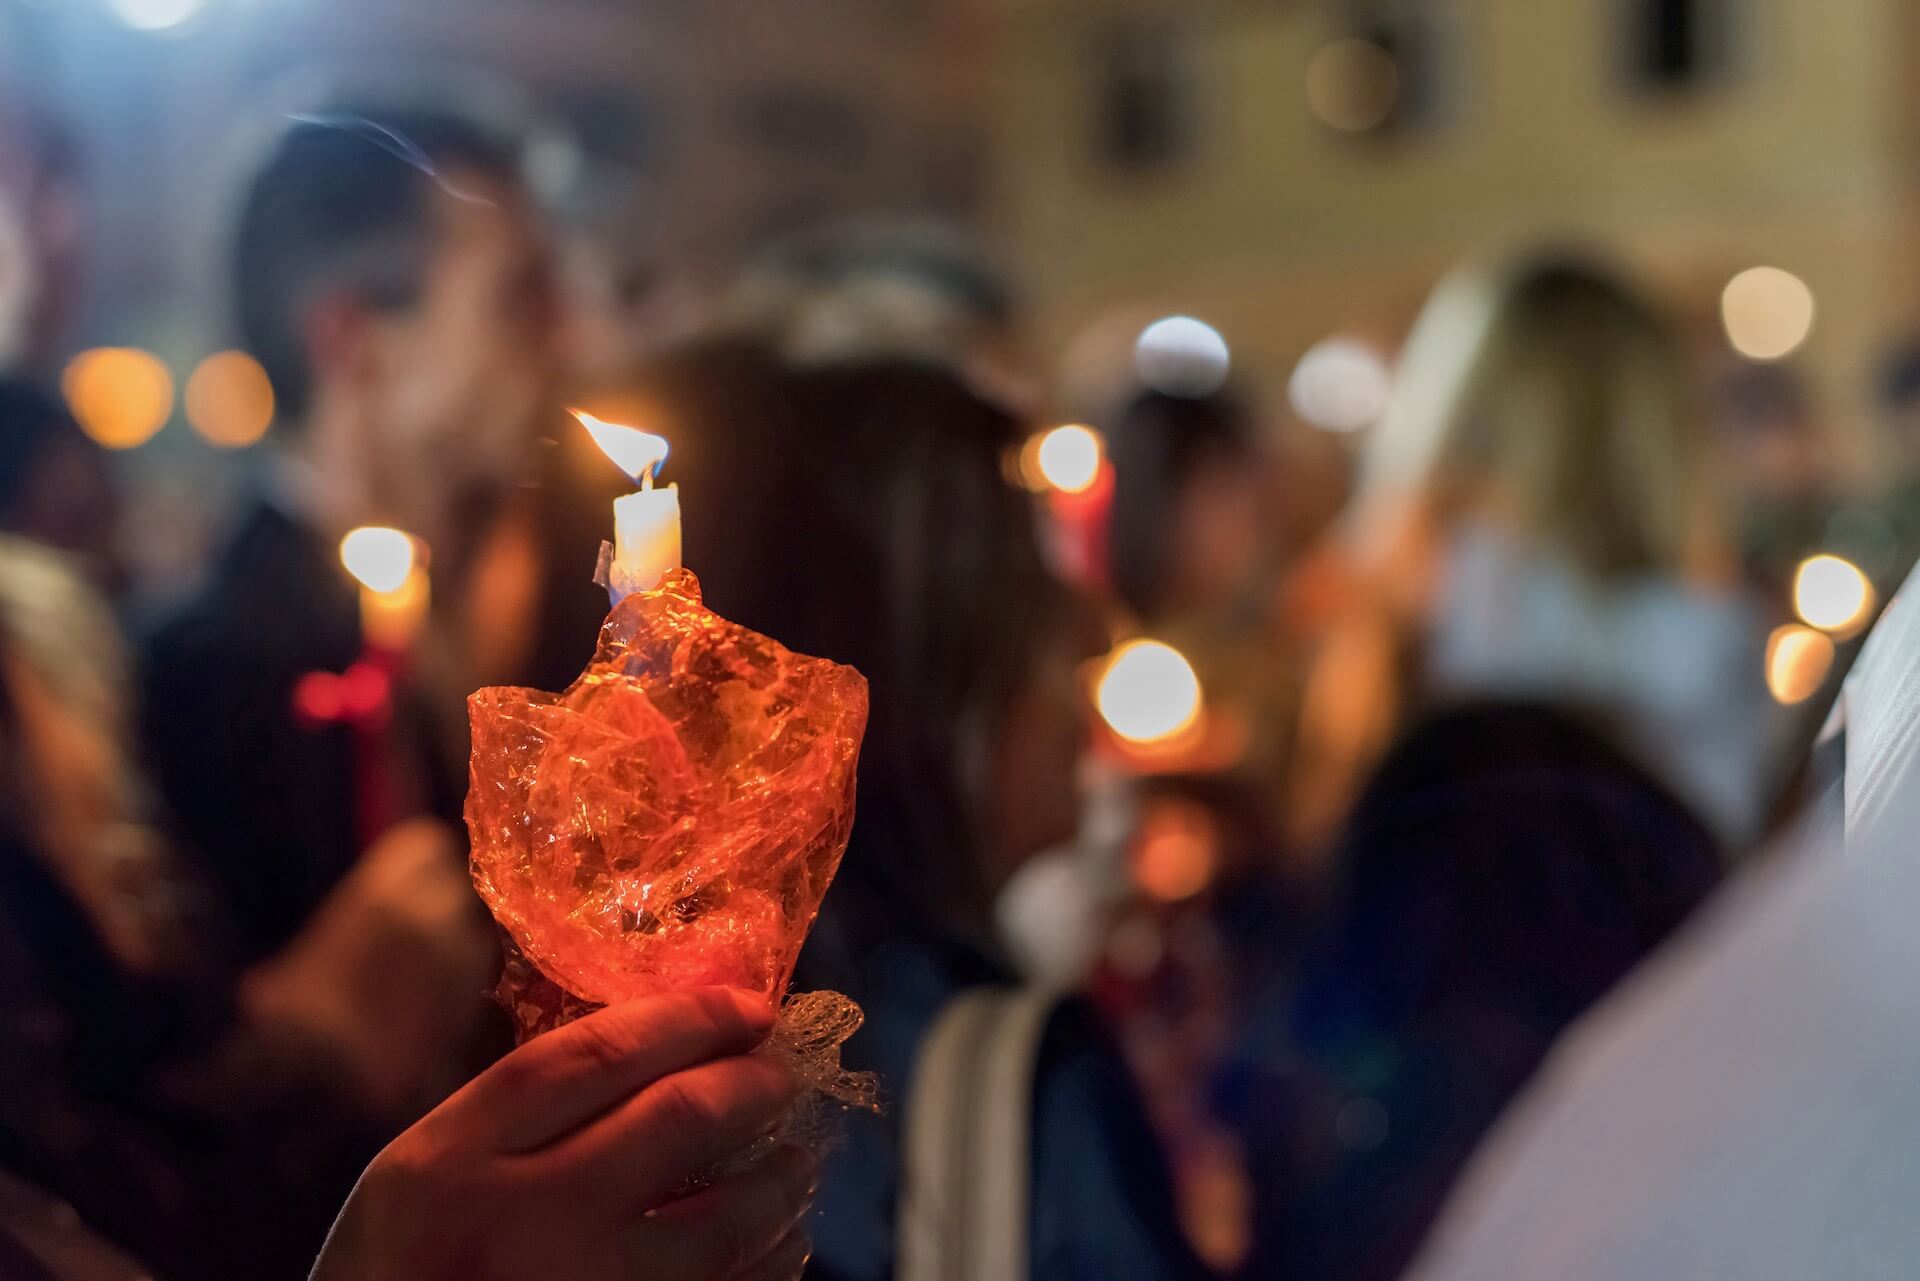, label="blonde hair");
[0,536,191,975]
[1289,253,1718,853]
[1358,252,1706,581]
